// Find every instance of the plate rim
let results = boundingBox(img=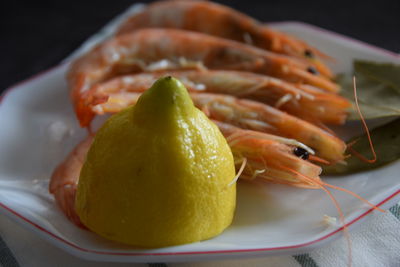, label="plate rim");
[0,21,399,261]
[1,191,399,258]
